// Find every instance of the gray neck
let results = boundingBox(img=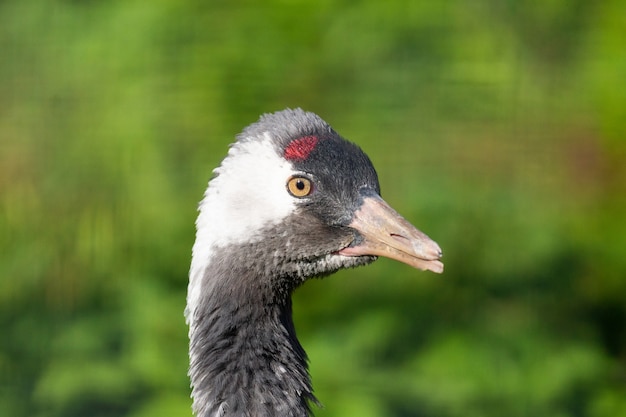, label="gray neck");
[188,267,316,417]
